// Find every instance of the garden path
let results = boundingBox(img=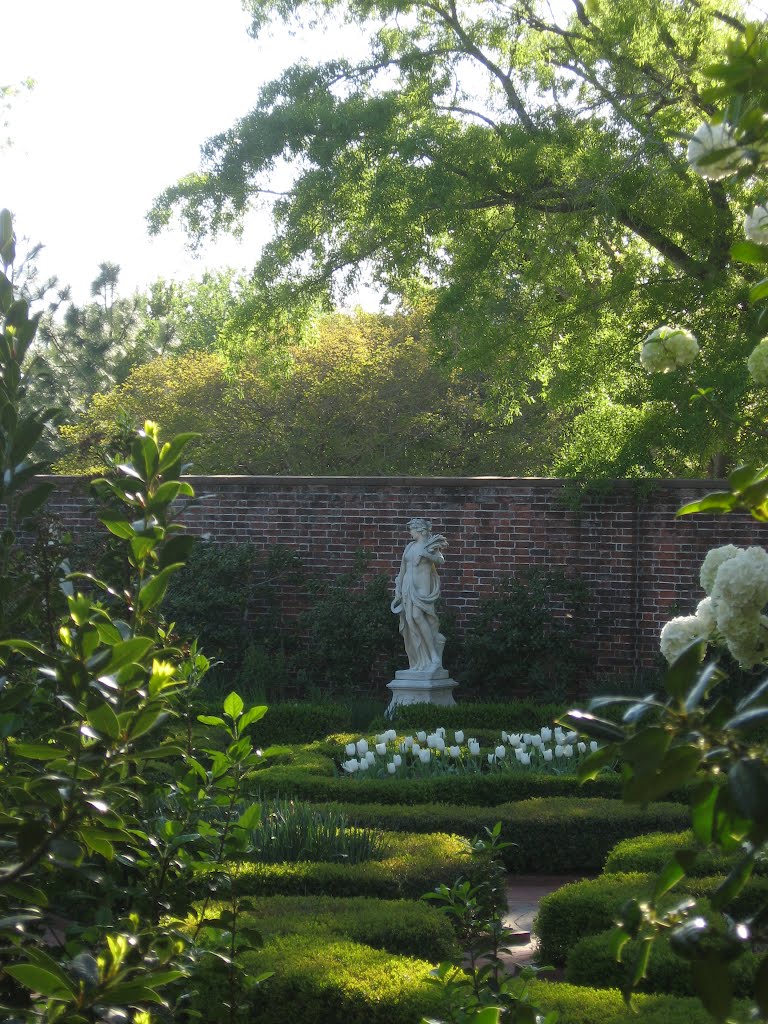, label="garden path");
[502,874,586,967]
